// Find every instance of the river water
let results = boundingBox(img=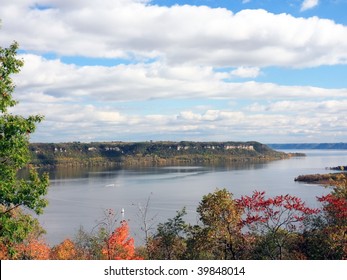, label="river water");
[38,150,346,245]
